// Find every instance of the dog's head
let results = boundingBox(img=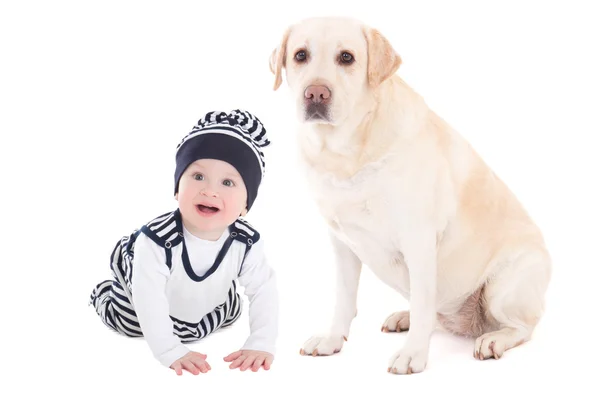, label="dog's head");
[269,17,402,127]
